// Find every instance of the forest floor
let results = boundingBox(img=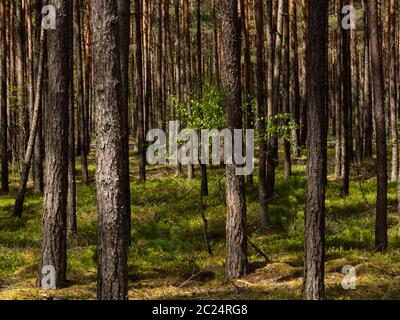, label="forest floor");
[1,146,400,300]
